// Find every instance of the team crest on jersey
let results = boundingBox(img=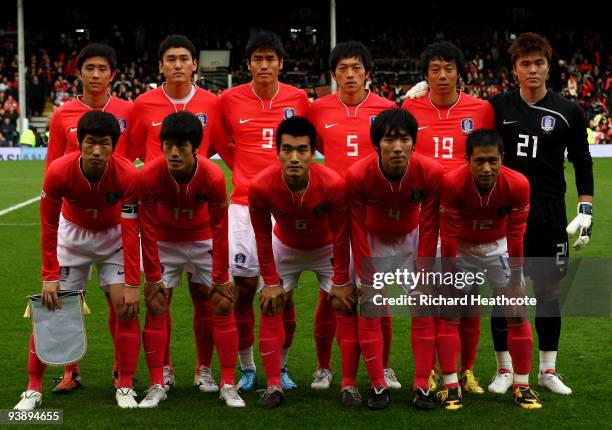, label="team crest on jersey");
[234,253,247,264]
[541,115,555,132]
[117,118,127,133]
[195,193,207,202]
[411,189,424,202]
[195,113,208,129]
[460,118,475,134]
[283,108,296,119]
[106,192,120,204]
[313,204,325,216]
[370,115,377,125]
